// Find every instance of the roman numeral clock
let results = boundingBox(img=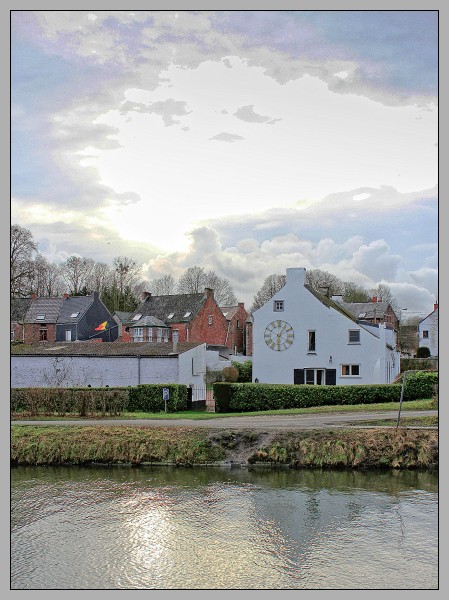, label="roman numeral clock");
[264,320,294,351]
